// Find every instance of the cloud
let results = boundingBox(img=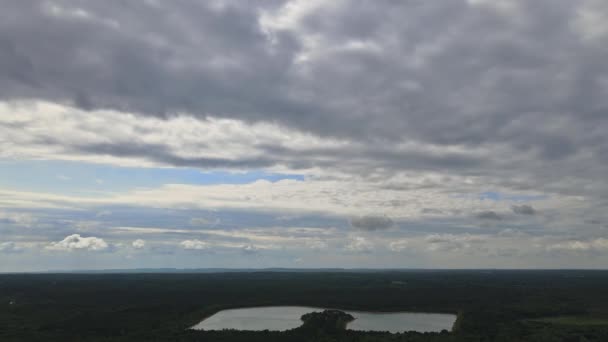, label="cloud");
[476,211,502,220]
[344,236,374,253]
[388,239,409,252]
[95,210,112,217]
[0,211,37,227]
[190,217,220,226]
[132,239,145,249]
[425,234,486,252]
[350,215,394,231]
[0,101,488,174]
[511,204,536,215]
[241,244,259,254]
[0,0,606,185]
[585,219,601,225]
[306,240,329,251]
[420,208,443,215]
[1,0,608,269]
[546,238,608,253]
[0,242,24,253]
[47,234,109,251]
[180,239,208,250]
